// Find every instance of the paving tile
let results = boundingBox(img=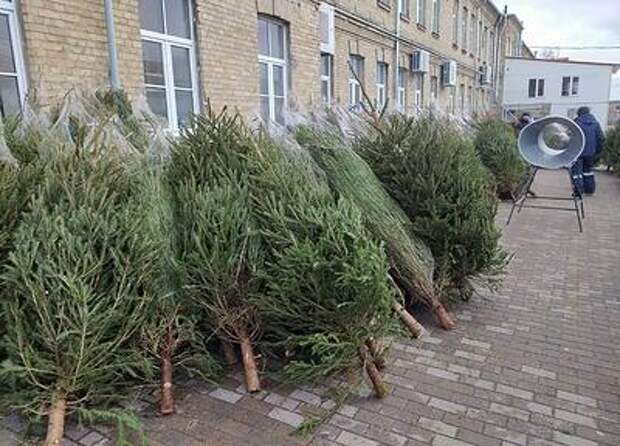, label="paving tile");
[267,407,304,428]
